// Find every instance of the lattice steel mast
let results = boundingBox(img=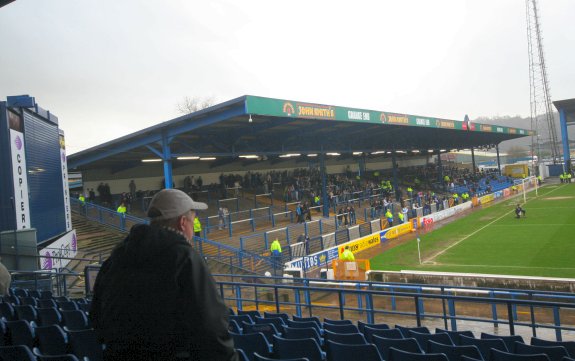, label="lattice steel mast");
[526,0,560,163]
